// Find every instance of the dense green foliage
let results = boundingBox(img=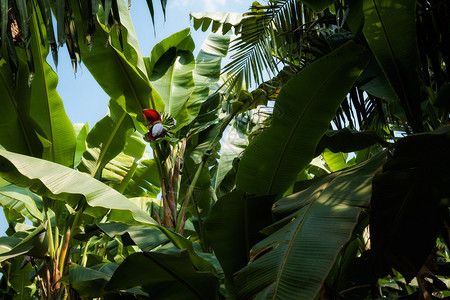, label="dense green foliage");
[0,0,449,299]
